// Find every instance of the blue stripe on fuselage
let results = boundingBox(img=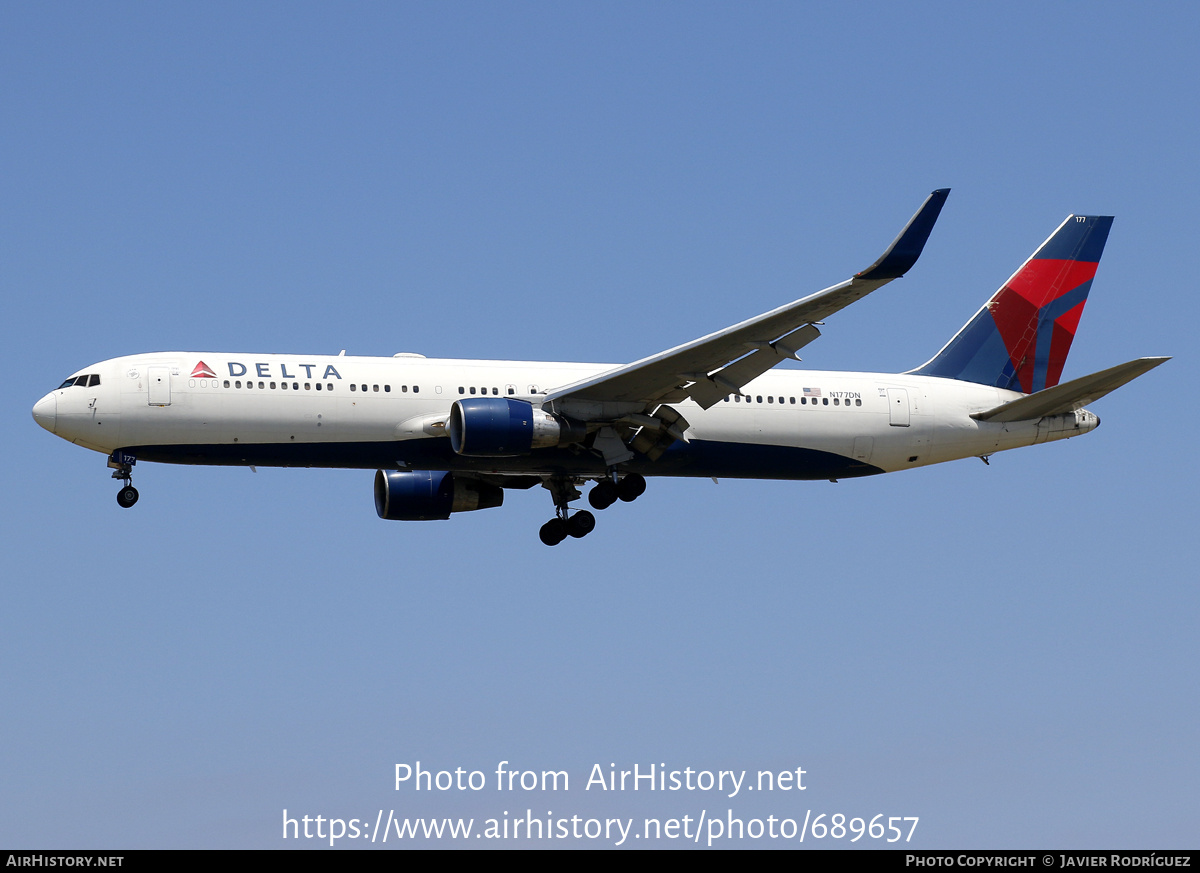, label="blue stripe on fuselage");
[121,438,884,482]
